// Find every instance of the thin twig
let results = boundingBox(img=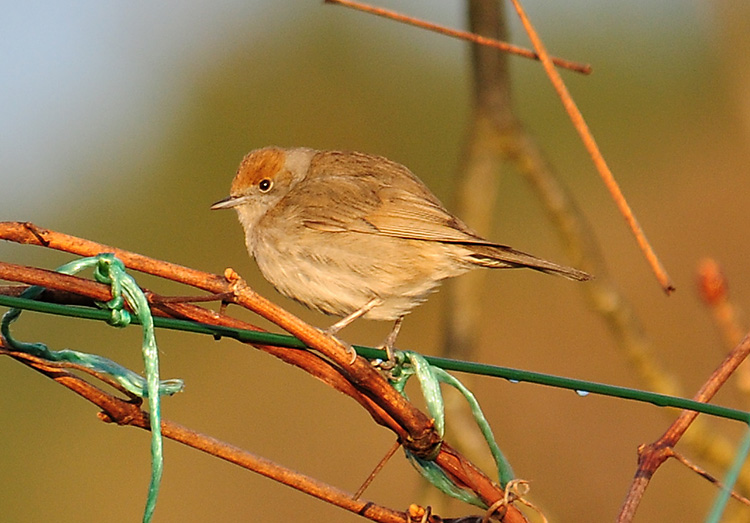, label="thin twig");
[324,0,591,74]
[507,0,675,295]
[0,343,409,523]
[668,448,750,506]
[355,440,402,500]
[697,259,745,347]
[617,332,750,522]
